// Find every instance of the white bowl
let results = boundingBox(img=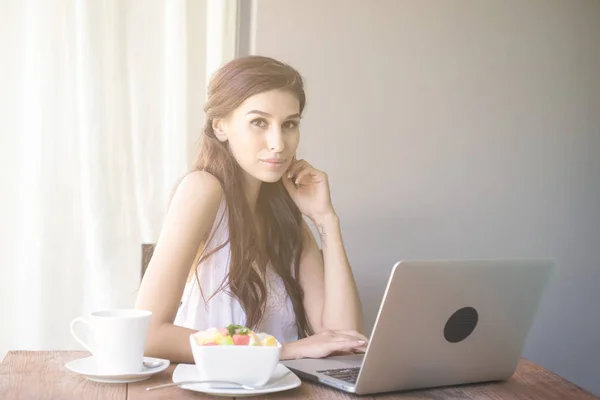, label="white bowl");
[189,334,282,386]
